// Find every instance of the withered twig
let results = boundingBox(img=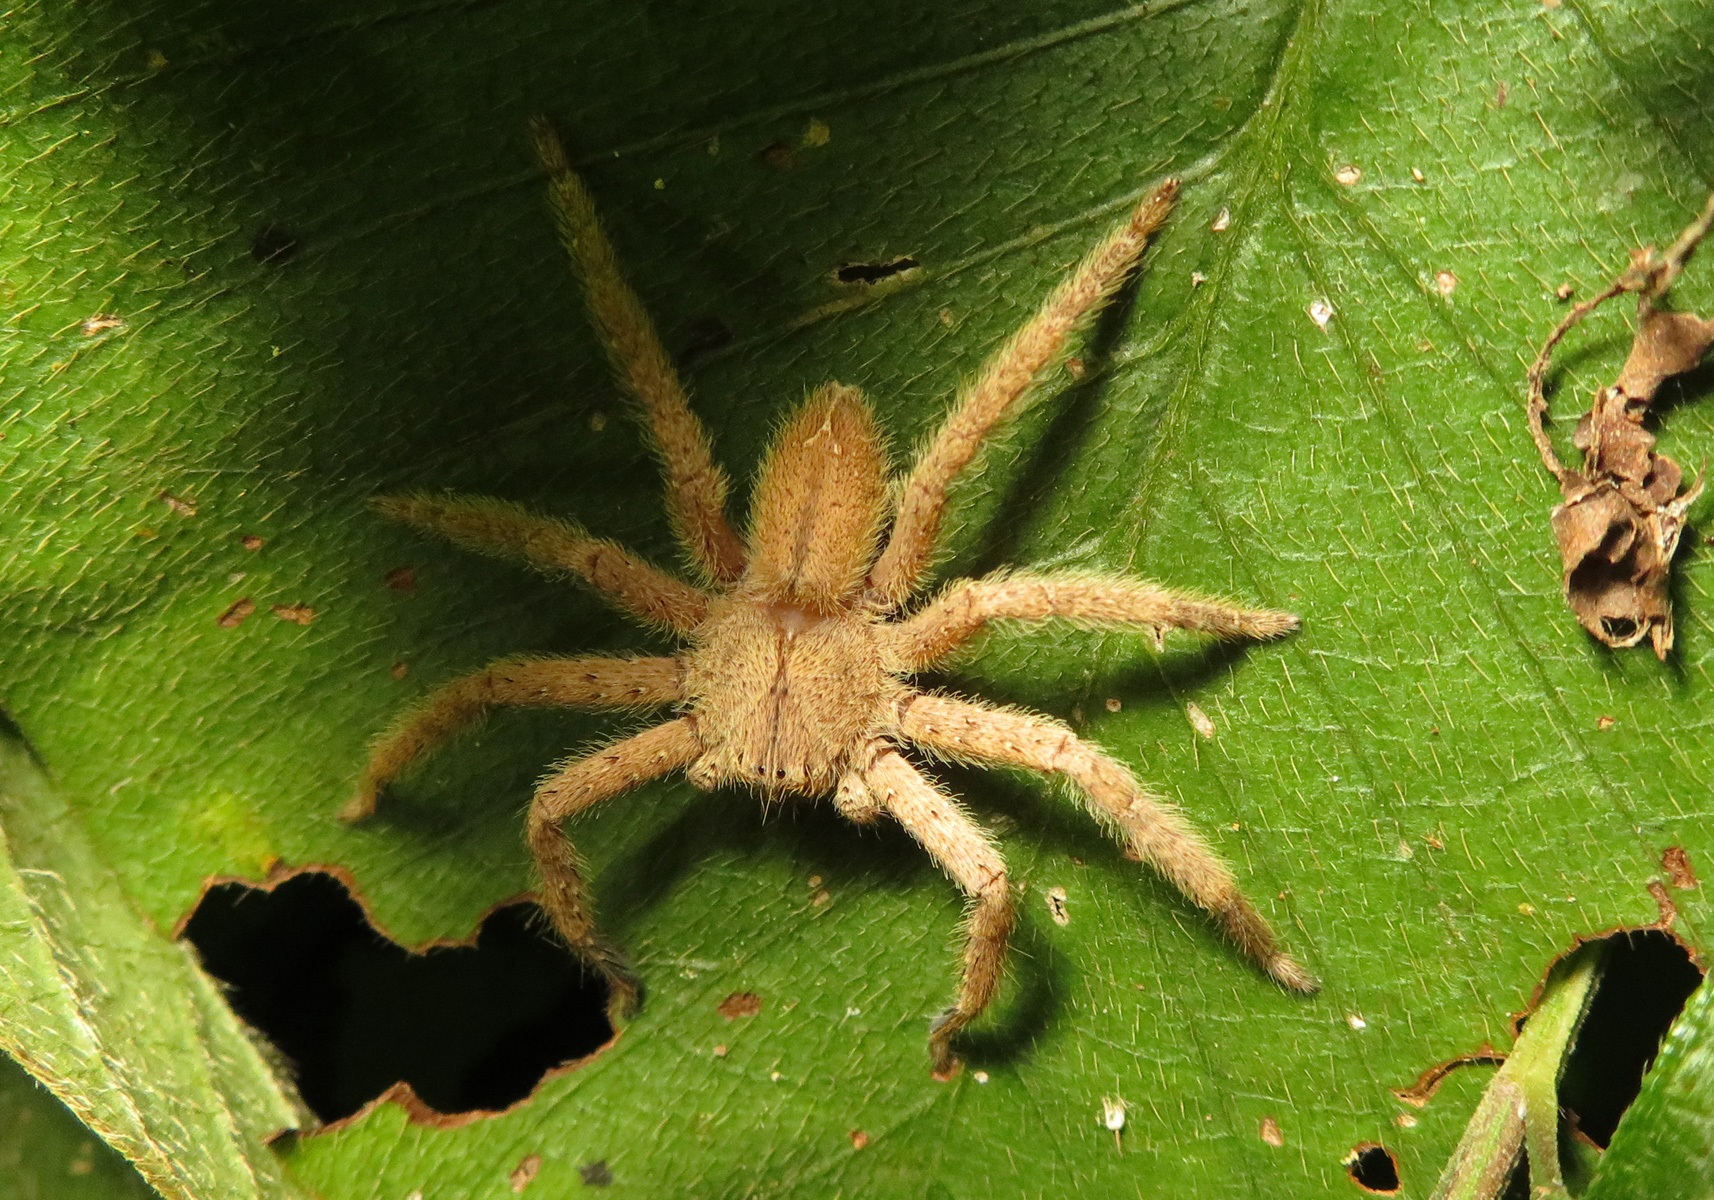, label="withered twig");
[1526,280,1628,483]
